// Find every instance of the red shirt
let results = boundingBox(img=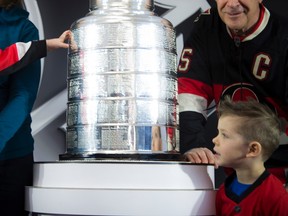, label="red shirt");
[216,170,288,216]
